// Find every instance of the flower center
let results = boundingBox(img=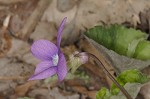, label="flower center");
[52,54,59,66]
